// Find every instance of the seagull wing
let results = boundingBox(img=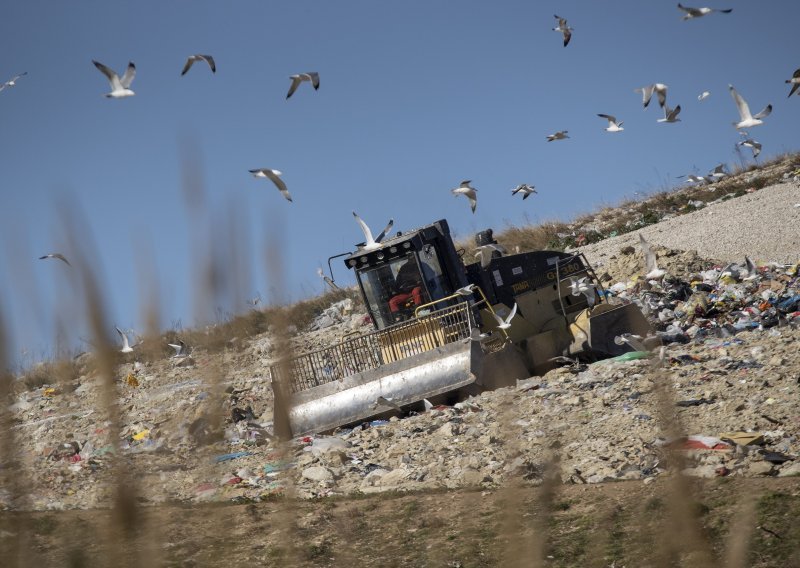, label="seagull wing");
[286,76,302,99]
[200,55,216,73]
[467,191,477,213]
[506,303,518,324]
[352,212,375,246]
[120,62,136,88]
[491,311,506,327]
[181,57,196,76]
[562,28,571,47]
[635,85,654,108]
[308,72,320,89]
[639,233,658,273]
[375,219,394,242]
[93,60,122,90]
[729,85,752,121]
[789,83,800,98]
[263,170,291,202]
[752,104,772,120]
[597,114,618,126]
[115,327,130,350]
[655,84,668,108]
